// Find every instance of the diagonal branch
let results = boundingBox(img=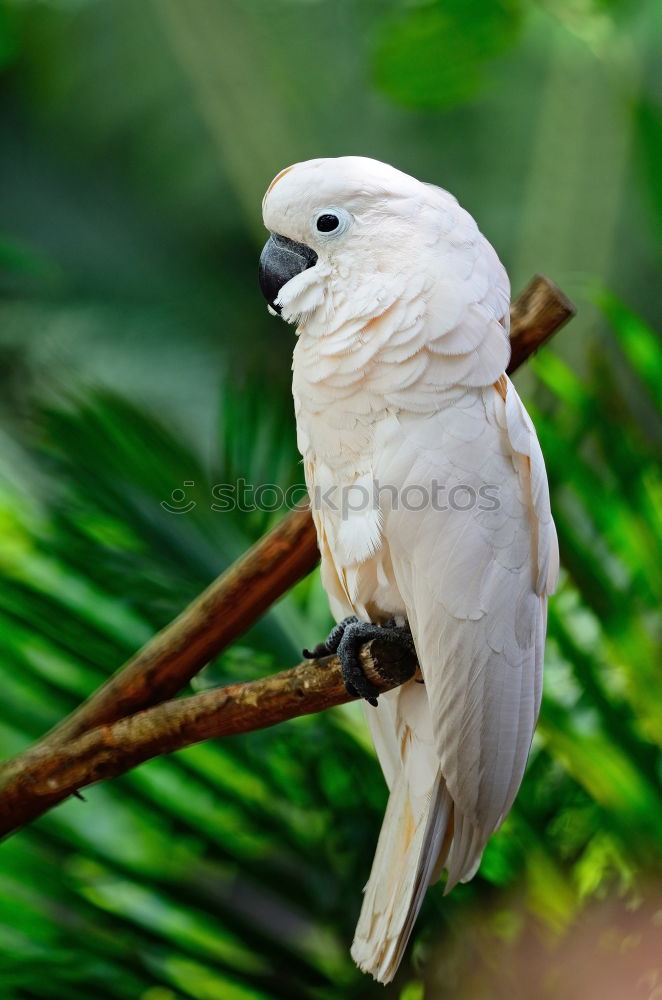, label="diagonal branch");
[0,640,417,837]
[507,274,575,371]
